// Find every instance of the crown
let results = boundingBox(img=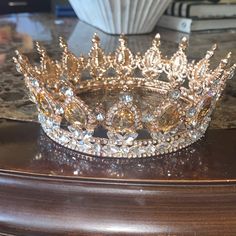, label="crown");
[13,34,235,158]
